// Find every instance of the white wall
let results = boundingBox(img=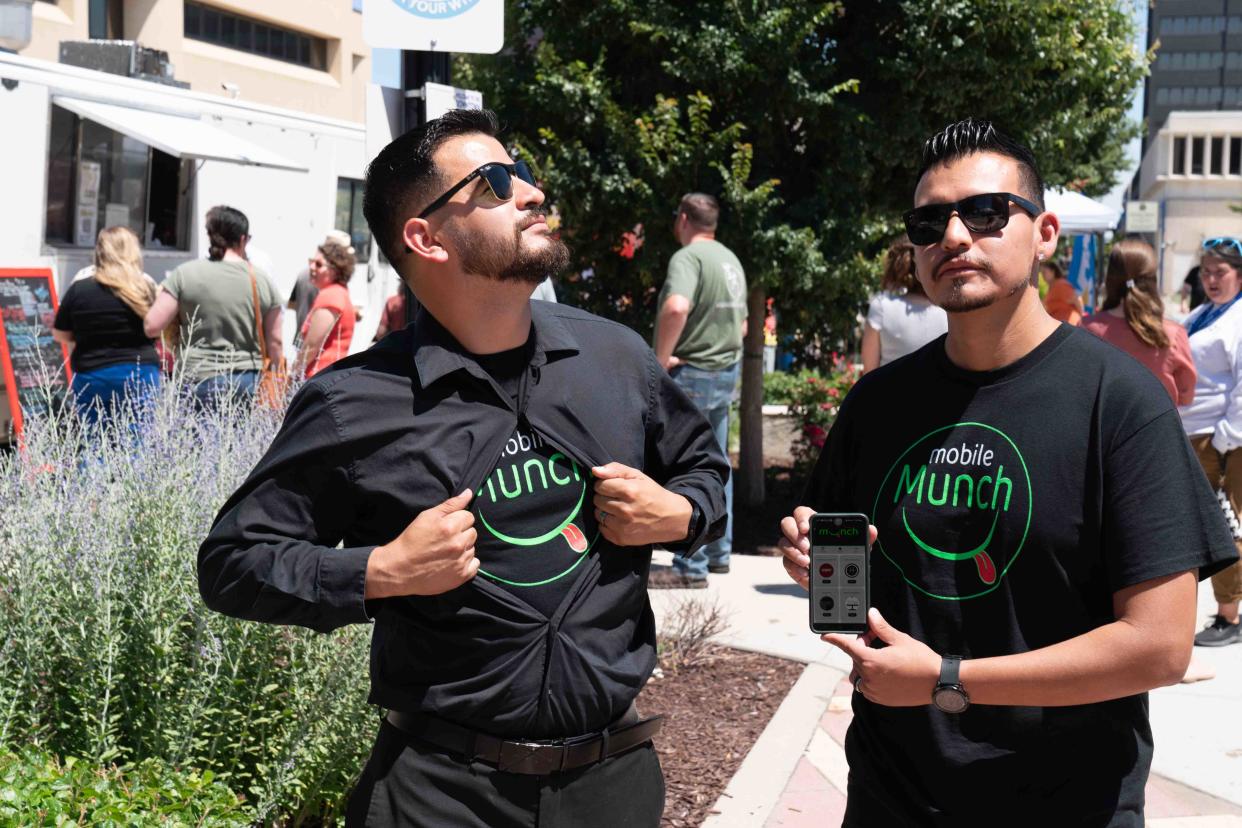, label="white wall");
[0,79,54,273]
